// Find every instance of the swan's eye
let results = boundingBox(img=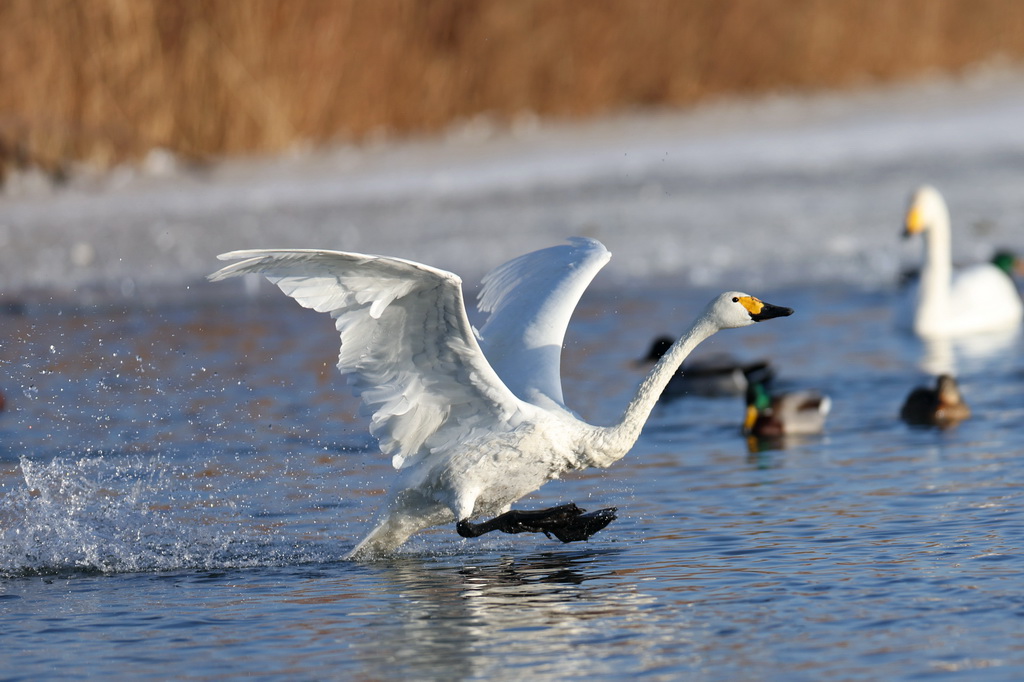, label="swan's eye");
[732,297,739,303]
